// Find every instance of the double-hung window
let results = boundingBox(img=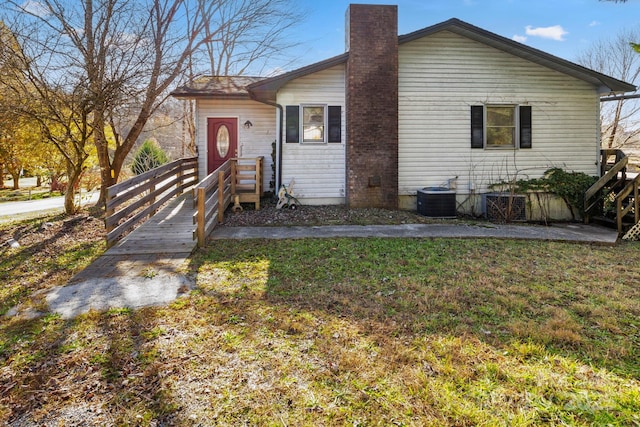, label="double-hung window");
[486,105,516,147]
[302,105,325,142]
[285,105,342,144]
[471,105,532,149]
